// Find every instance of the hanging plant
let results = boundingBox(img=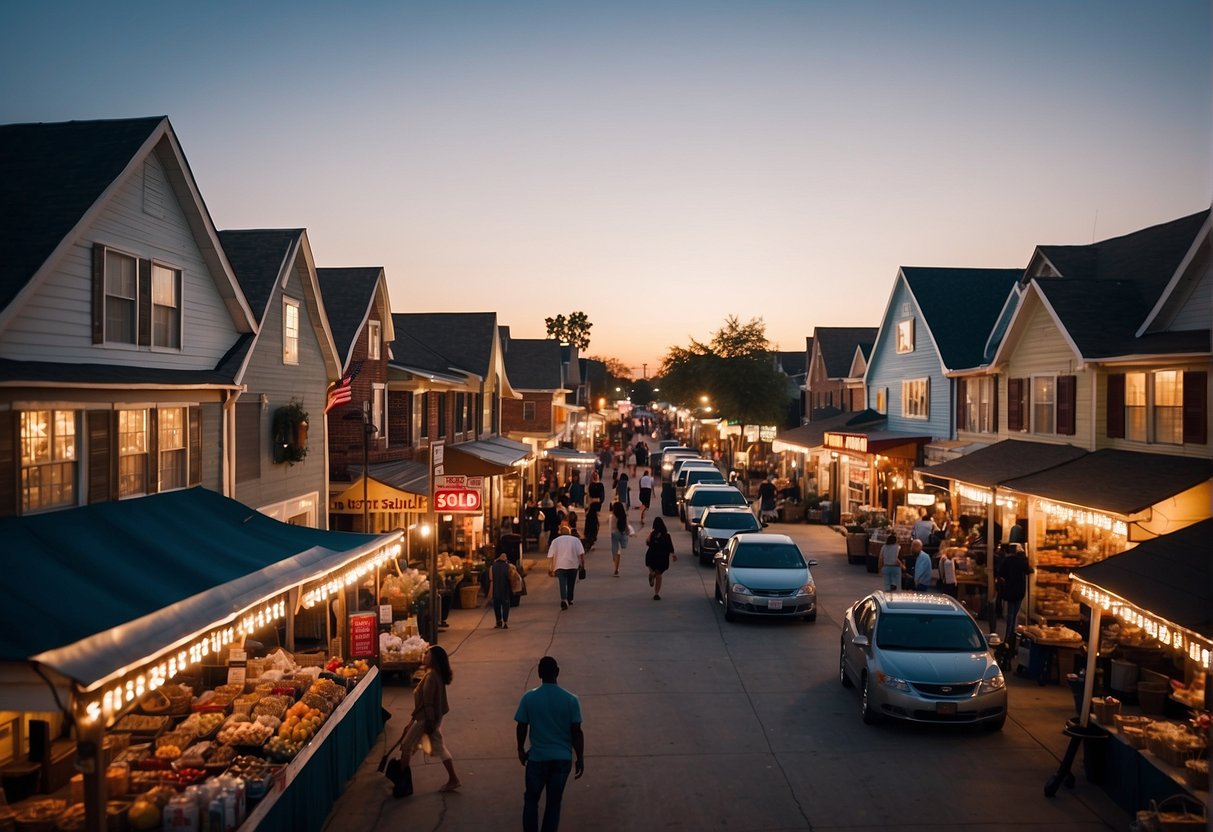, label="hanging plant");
[272,400,309,465]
